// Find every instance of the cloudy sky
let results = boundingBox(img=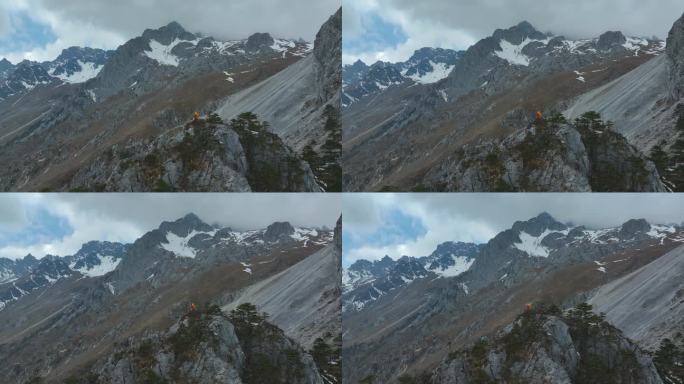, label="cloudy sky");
[343,193,684,266]
[0,0,339,63]
[343,0,684,64]
[0,193,340,260]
